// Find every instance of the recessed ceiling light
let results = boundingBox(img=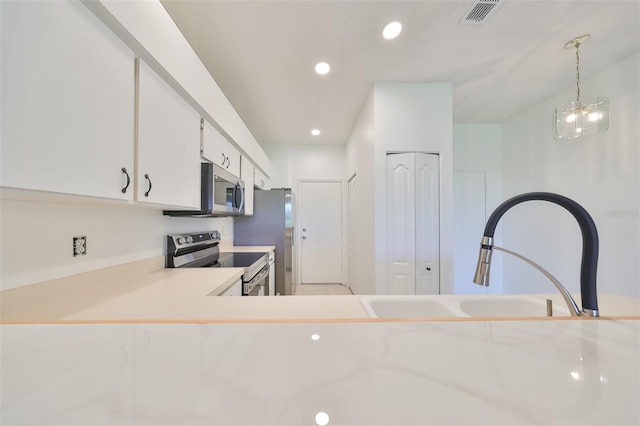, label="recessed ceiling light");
[382,21,403,40]
[311,129,321,136]
[314,62,330,75]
